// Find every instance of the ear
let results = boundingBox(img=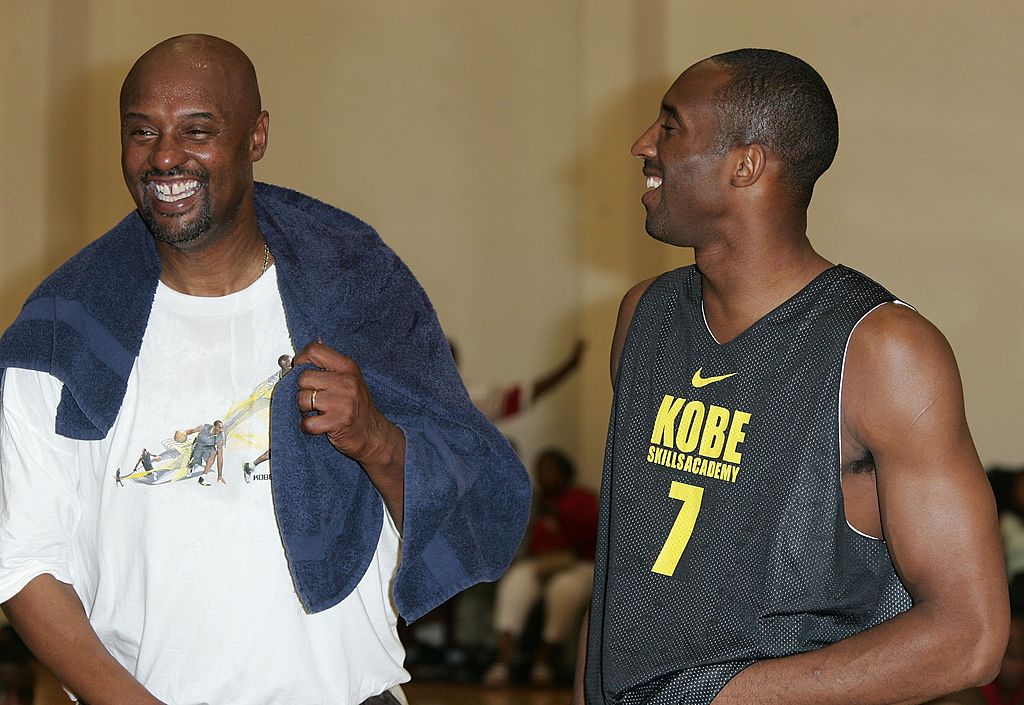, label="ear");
[250,110,270,162]
[730,143,766,188]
